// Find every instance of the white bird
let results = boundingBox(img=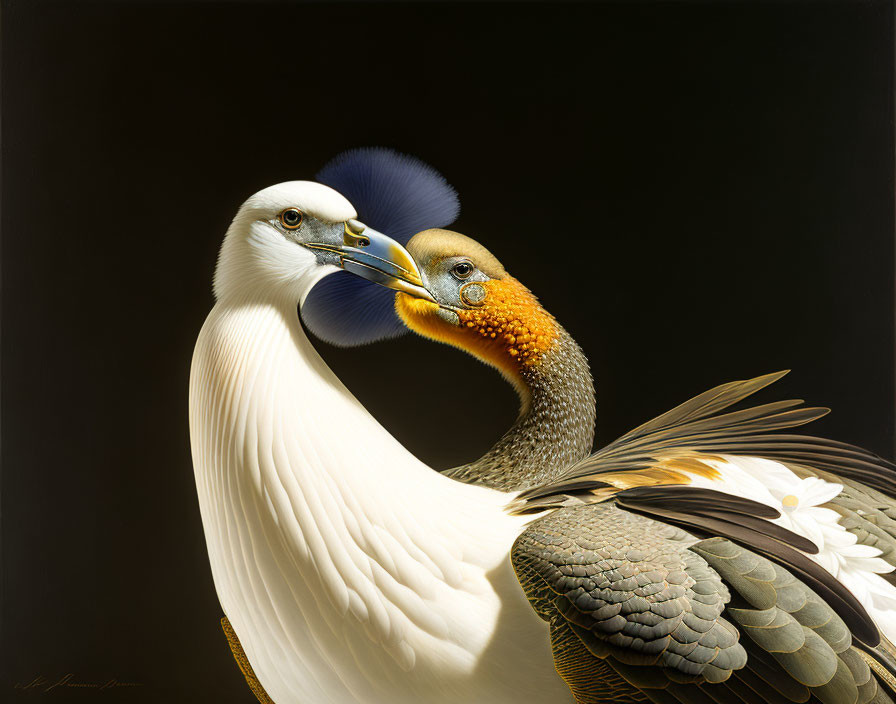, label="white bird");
[189,177,573,703]
[191,151,896,704]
